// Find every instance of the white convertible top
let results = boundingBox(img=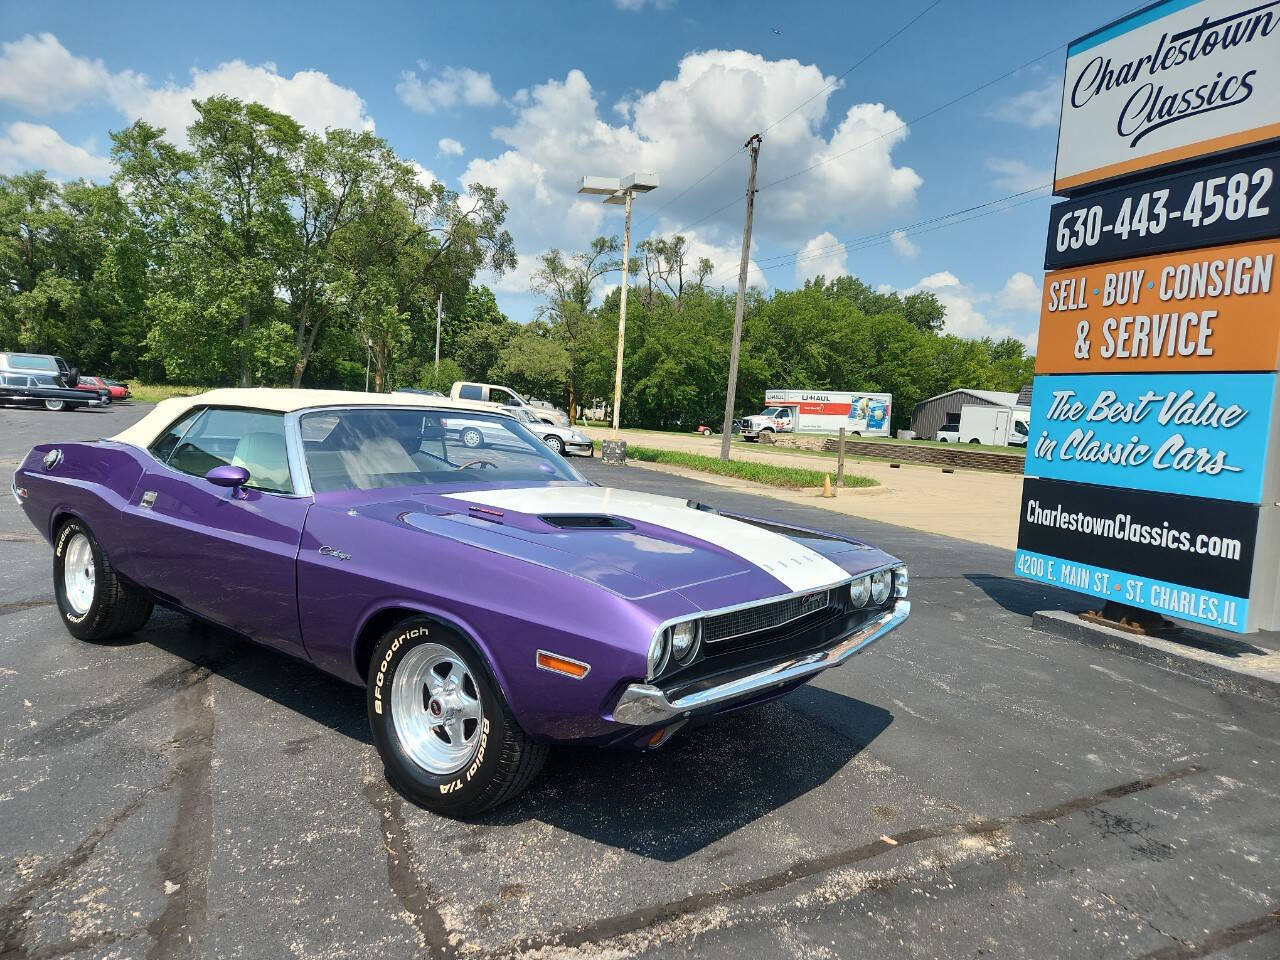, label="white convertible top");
[110,387,505,448]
